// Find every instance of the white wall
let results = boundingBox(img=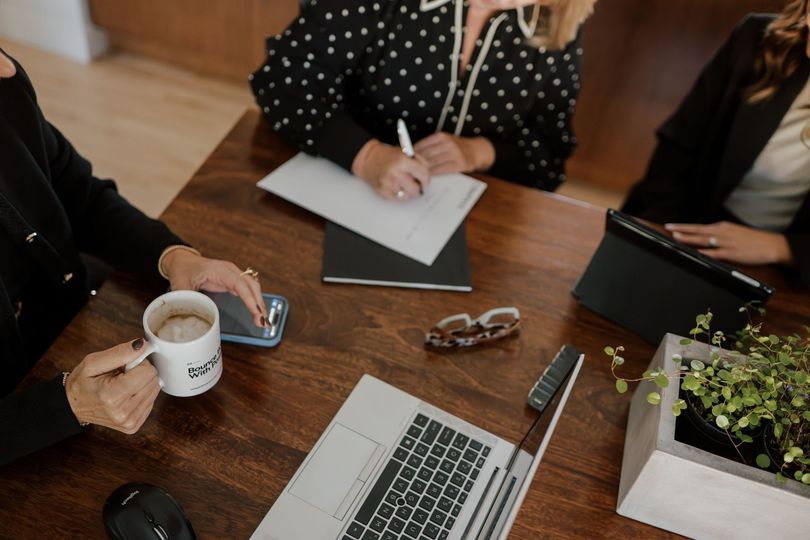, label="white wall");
[0,0,107,63]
